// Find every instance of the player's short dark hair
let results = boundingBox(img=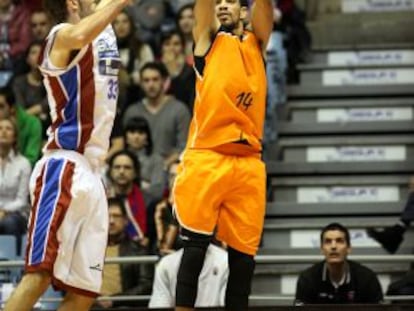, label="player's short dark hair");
[42,0,68,24]
[320,222,351,246]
